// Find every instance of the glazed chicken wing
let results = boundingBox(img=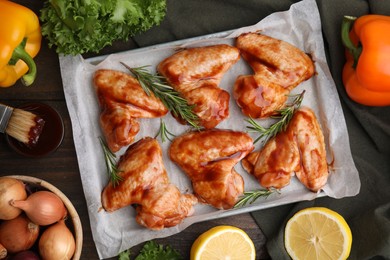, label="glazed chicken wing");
[234,33,315,118]
[242,107,328,192]
[169,129,254,209]
[158,44,240,128]
[233,75,290,118]
[93,69,168,152]
[291,108,329,191]
[101,137,197,230]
